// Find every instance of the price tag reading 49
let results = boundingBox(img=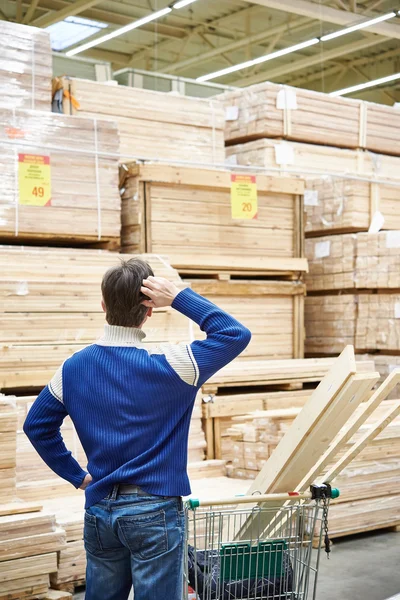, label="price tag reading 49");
[18,154,51,206]
[231,174,258,220]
